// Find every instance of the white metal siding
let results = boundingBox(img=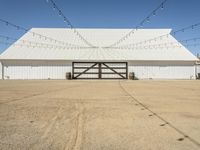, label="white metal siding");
[3,60,72,80]
[196,64,200,75]
[197,65,200,74]
[2,60,196,80]
[128,61,195,80]
[0,61,2,79]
